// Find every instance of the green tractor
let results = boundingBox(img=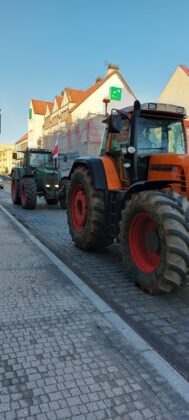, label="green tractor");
[11,148,61,209]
